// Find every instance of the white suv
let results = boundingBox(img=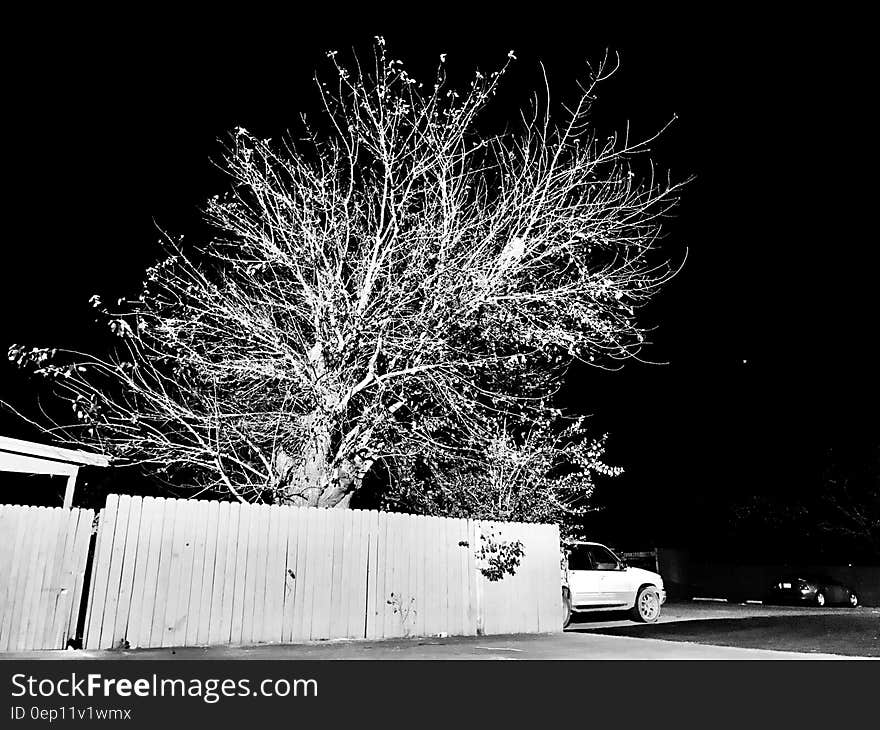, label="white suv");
[562,542,666,626]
